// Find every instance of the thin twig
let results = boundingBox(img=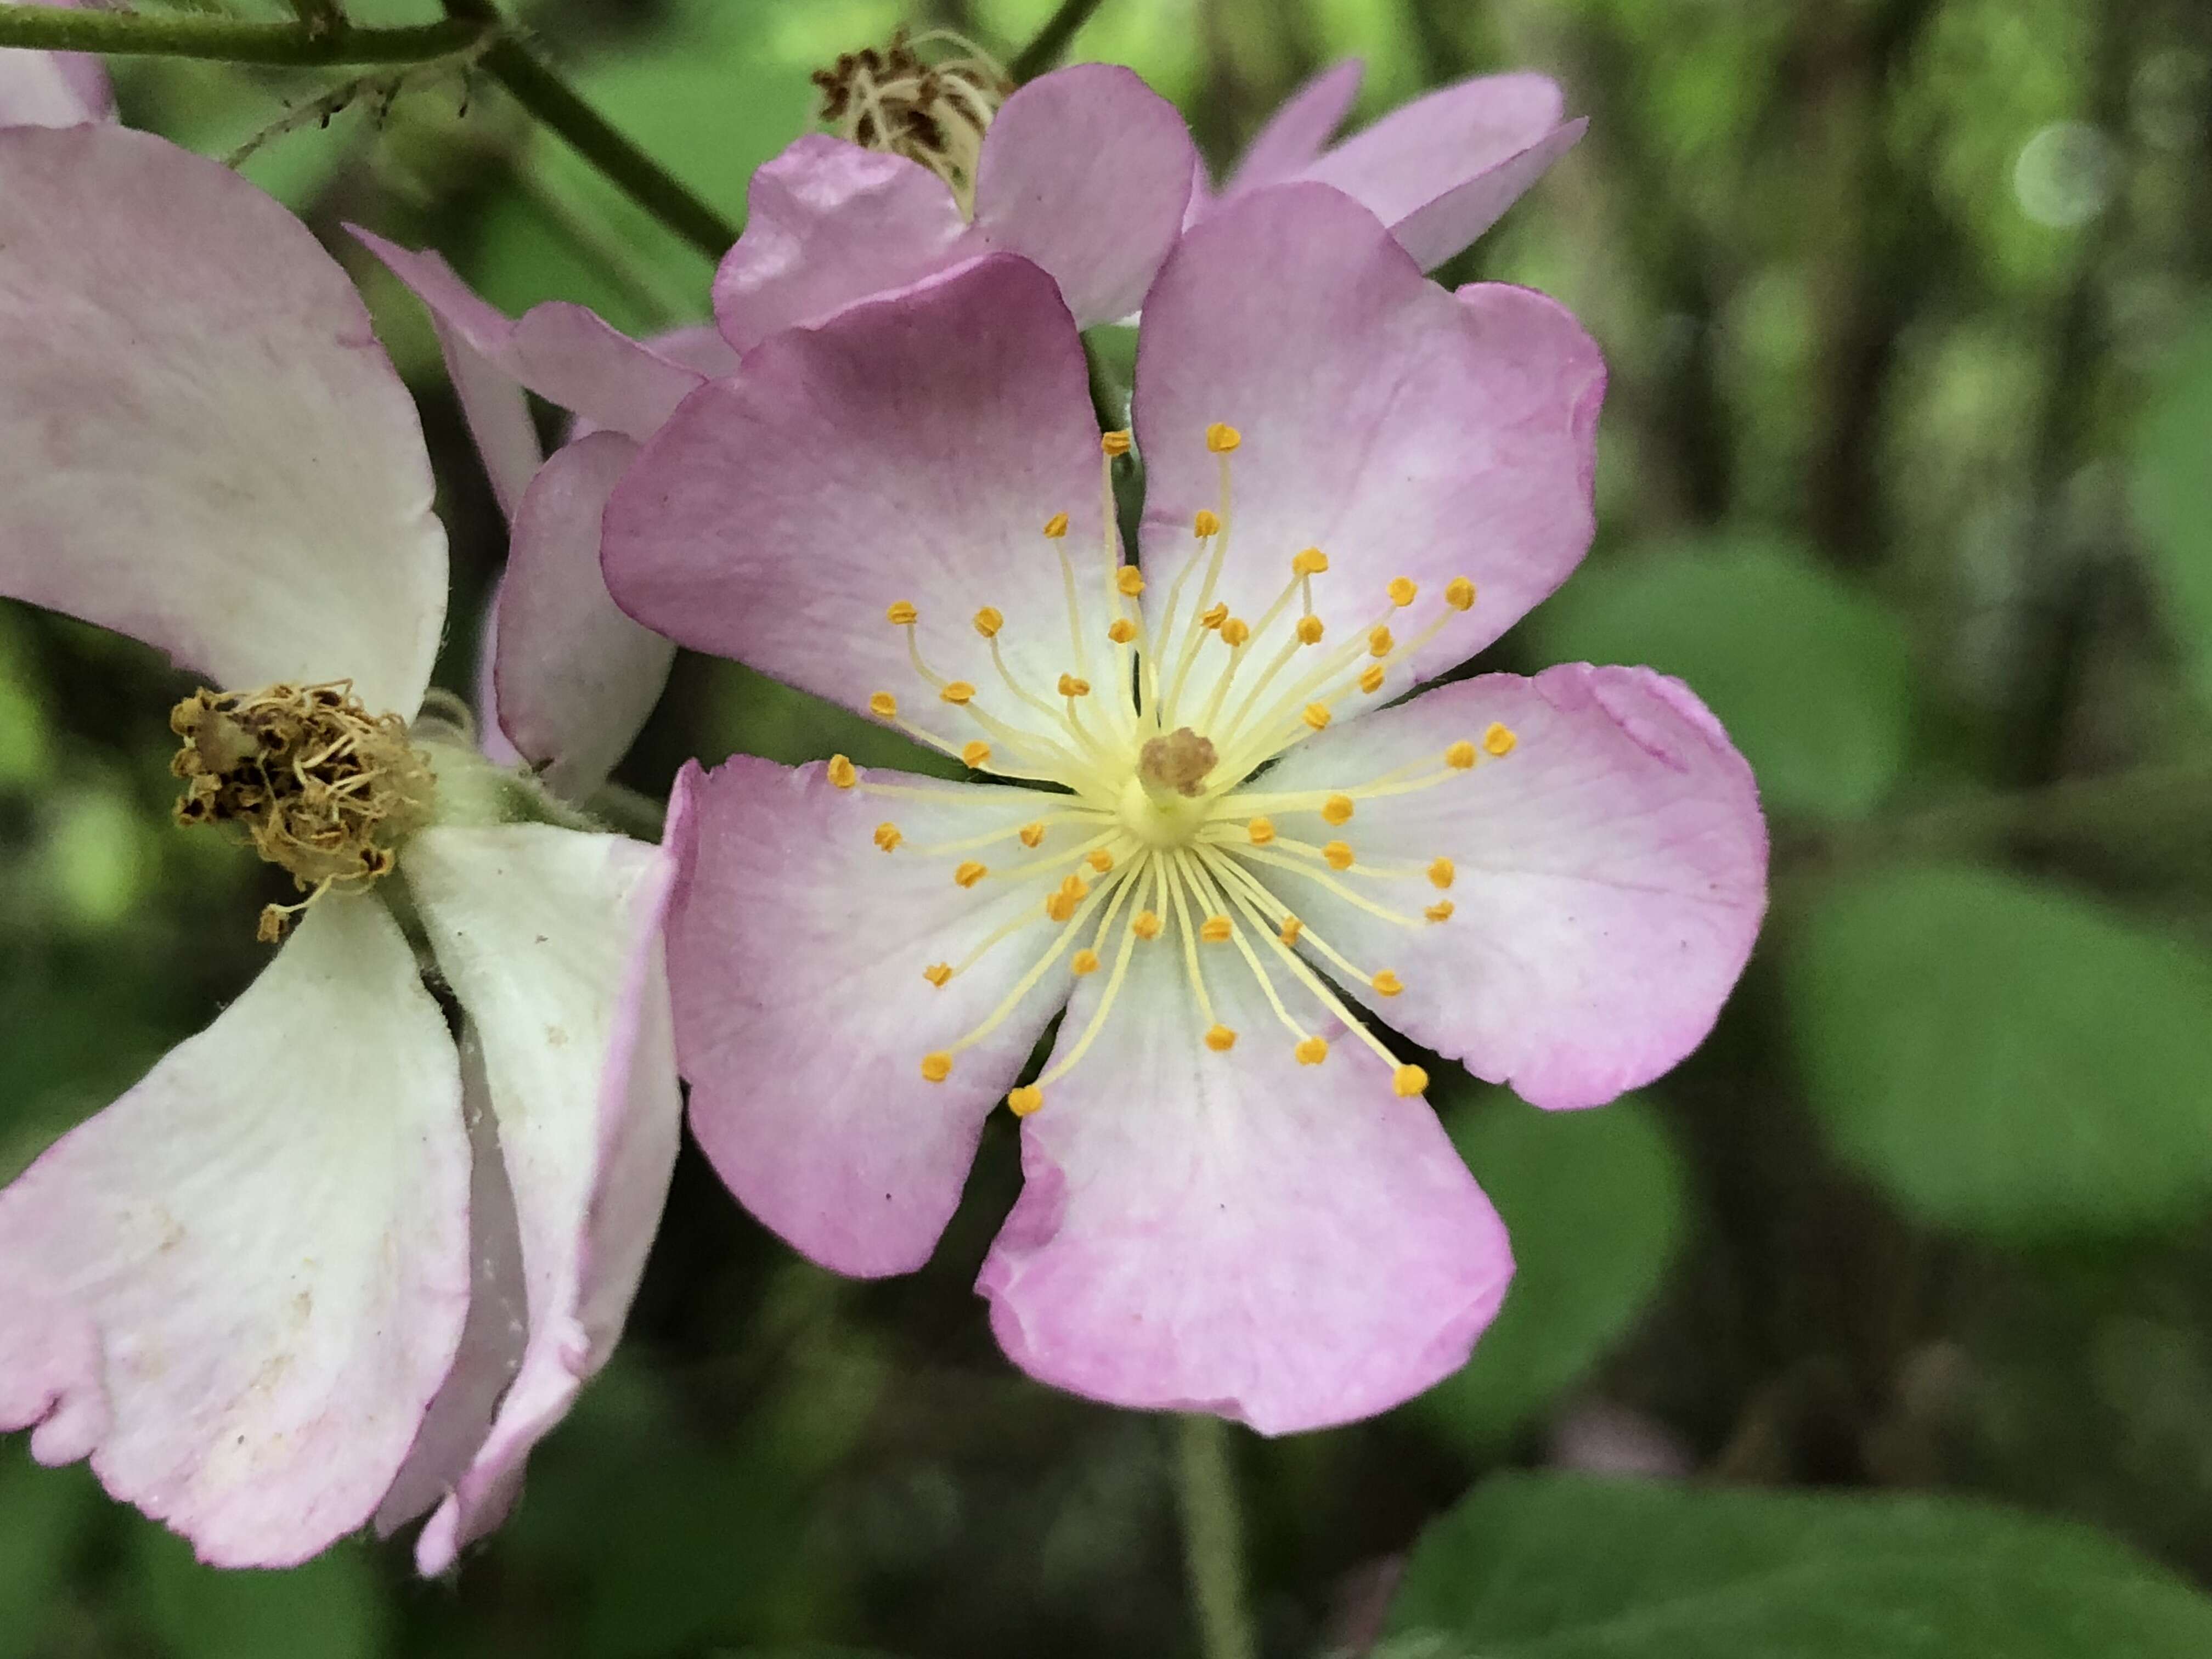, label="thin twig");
[1009,0,1108,82]
[1175,1415,1258,1659]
